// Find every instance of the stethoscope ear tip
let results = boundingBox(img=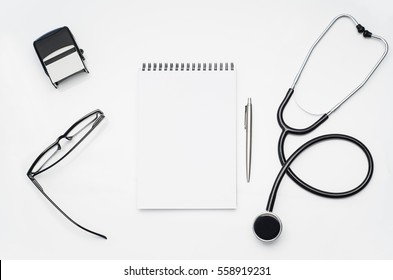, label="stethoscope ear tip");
[253,212,282,242]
